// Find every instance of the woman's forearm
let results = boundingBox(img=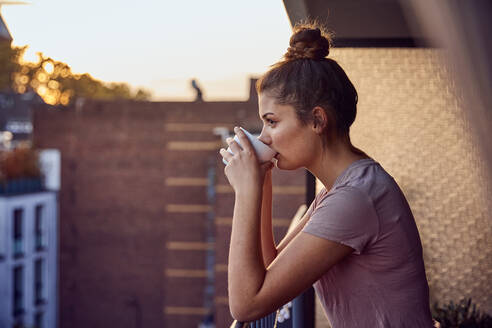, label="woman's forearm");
[228,185,266,316]
[260,170,277,267]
